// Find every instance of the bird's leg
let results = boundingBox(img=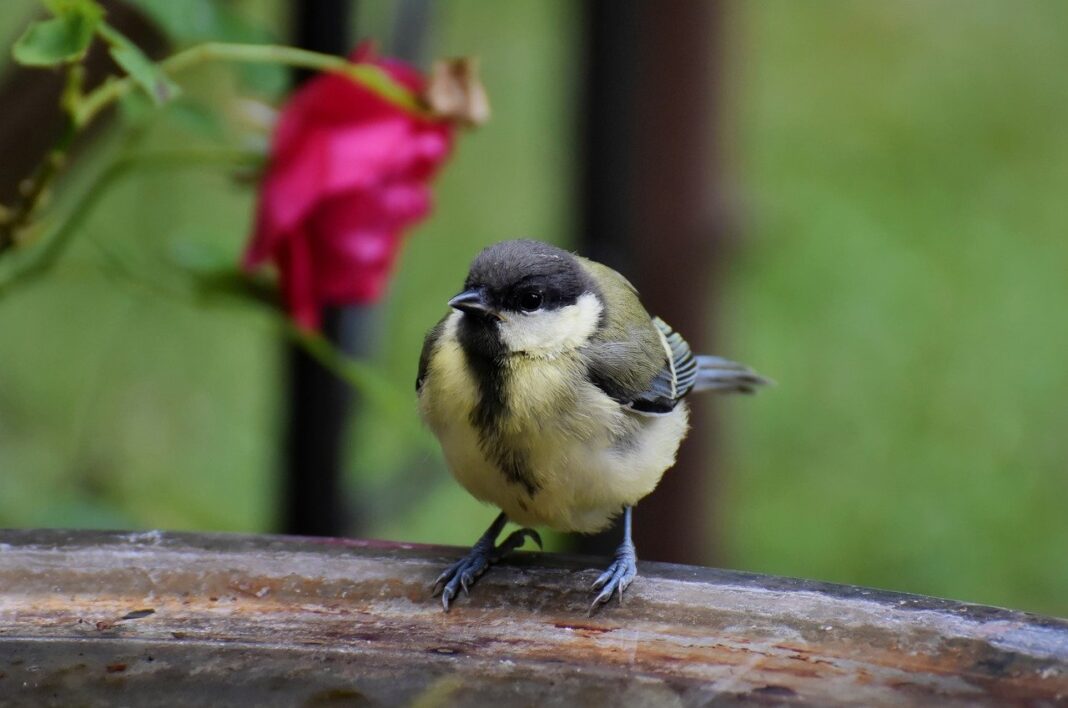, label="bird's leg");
[432,511,541,611]
[590,506,638,614]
